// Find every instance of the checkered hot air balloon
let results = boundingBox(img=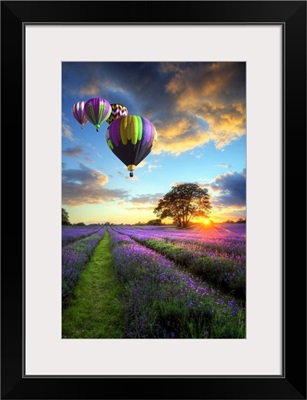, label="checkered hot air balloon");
[106,115,158,177]
[84,97,111,132]
[72,101,88,129]
[107,103,129,125]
